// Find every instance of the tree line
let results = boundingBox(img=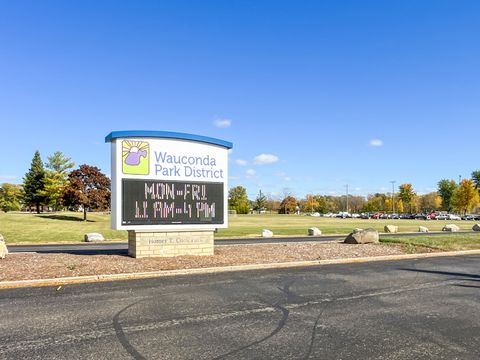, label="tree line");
[228,171,480,215]
[0,150,110,220]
